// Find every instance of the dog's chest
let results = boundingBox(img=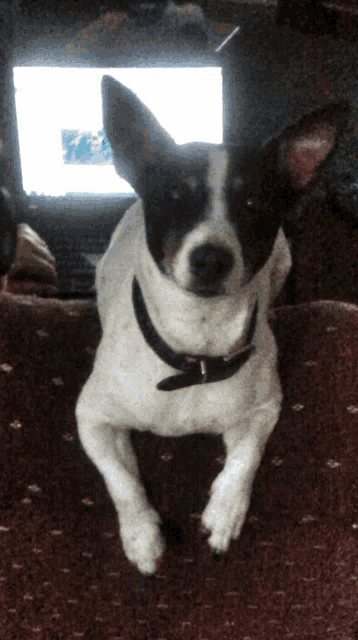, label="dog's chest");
[93,286,278,437]
[96,341,259,437]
